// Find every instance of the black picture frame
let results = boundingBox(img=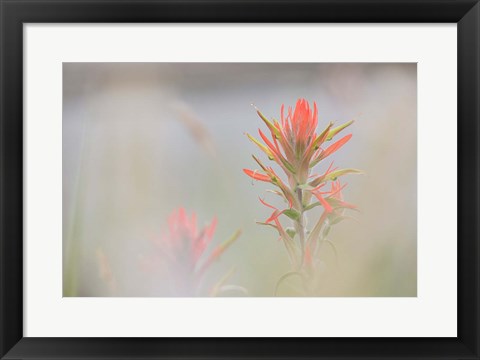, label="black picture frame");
[1,1,479,359]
